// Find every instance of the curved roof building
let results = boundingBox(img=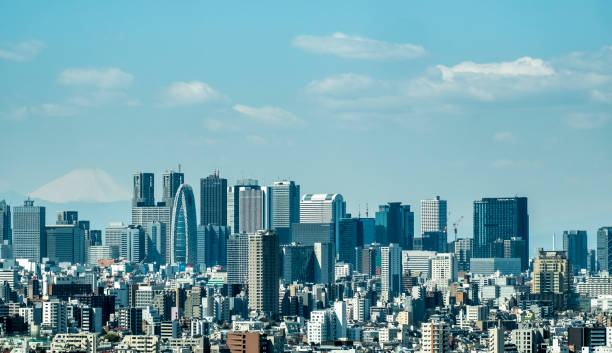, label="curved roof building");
[170,184,197,264]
